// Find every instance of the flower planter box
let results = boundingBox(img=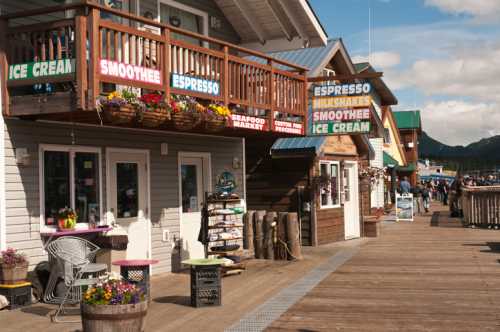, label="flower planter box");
[171,112,201,131]
[81,301,148,332]
[139,109,170,128]
[102,105,137,125]
[0,263,28,285]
